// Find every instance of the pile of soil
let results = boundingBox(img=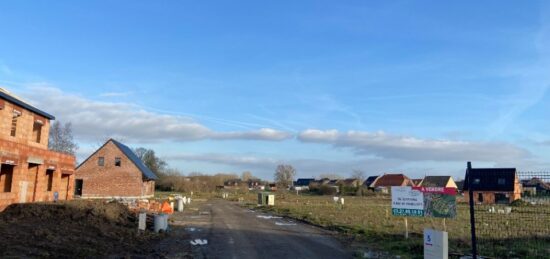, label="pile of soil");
[0,200,161,258]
